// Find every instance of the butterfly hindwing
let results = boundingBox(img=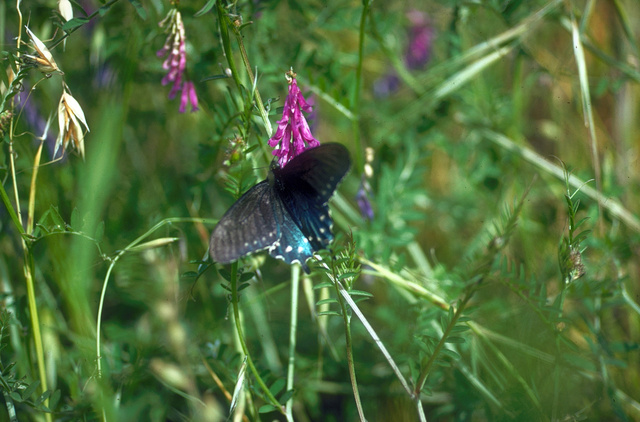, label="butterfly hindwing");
[266,202,315,273]
[209,181,279,264]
